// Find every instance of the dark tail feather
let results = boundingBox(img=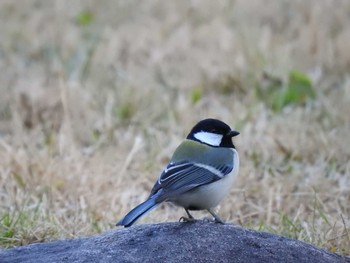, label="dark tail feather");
[116,195,159,227]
